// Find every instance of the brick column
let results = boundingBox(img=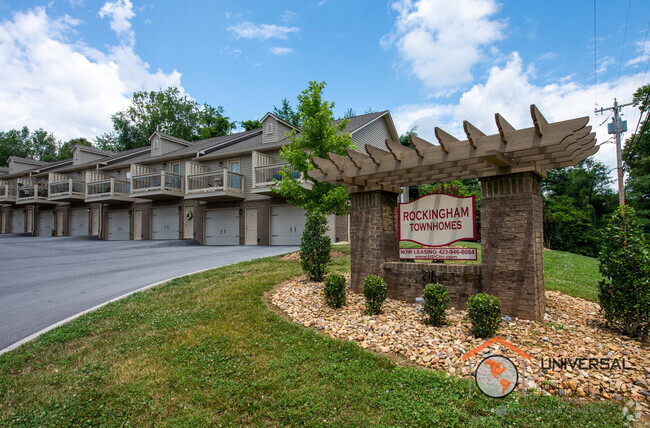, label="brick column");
[480,173,545,321]
[350,191,399,293]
